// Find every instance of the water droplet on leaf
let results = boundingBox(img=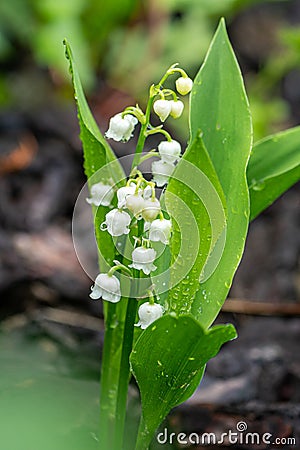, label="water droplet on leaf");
[252,179,266,191]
